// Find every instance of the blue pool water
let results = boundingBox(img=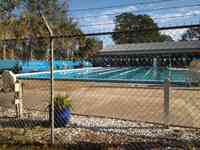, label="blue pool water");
[17,67,189,84]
